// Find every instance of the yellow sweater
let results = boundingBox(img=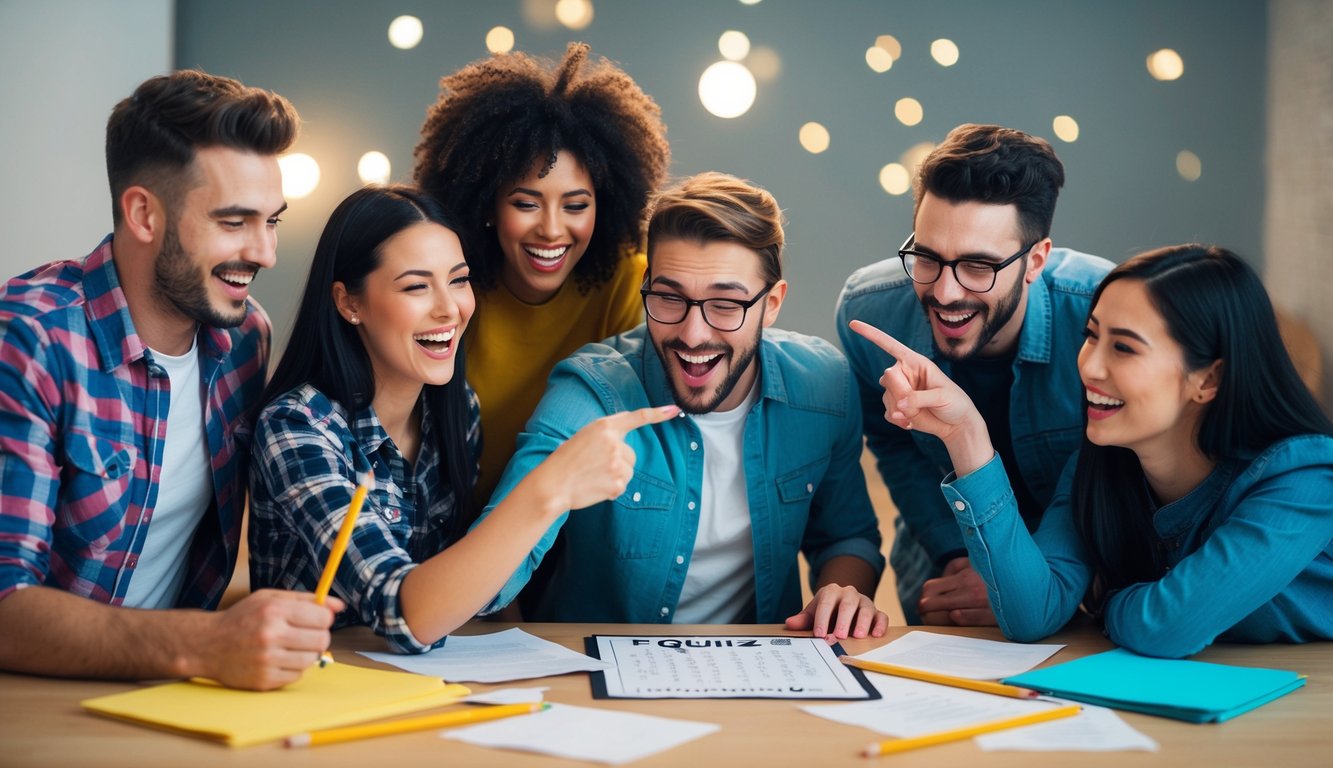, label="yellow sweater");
[467,251,646,508]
